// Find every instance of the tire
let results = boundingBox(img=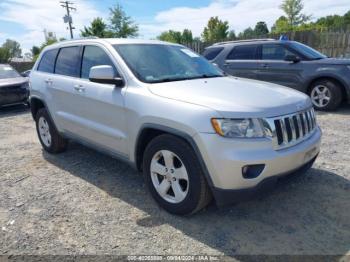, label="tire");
[35,108,67,153]
[143,134,212,215]
[309,79,342,111]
